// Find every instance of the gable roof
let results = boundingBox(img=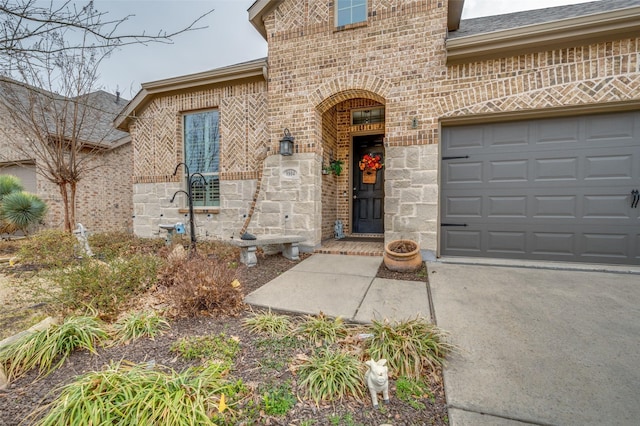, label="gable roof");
[447,0,640,64]
[0,79,129,148]
[114,57,267,132]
